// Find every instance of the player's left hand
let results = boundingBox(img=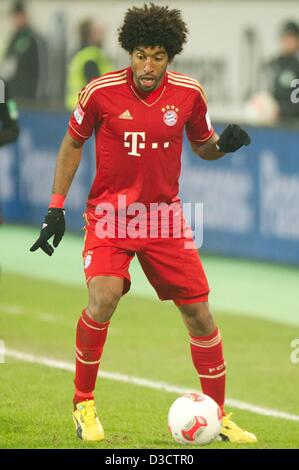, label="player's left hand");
[217,124,251,153]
